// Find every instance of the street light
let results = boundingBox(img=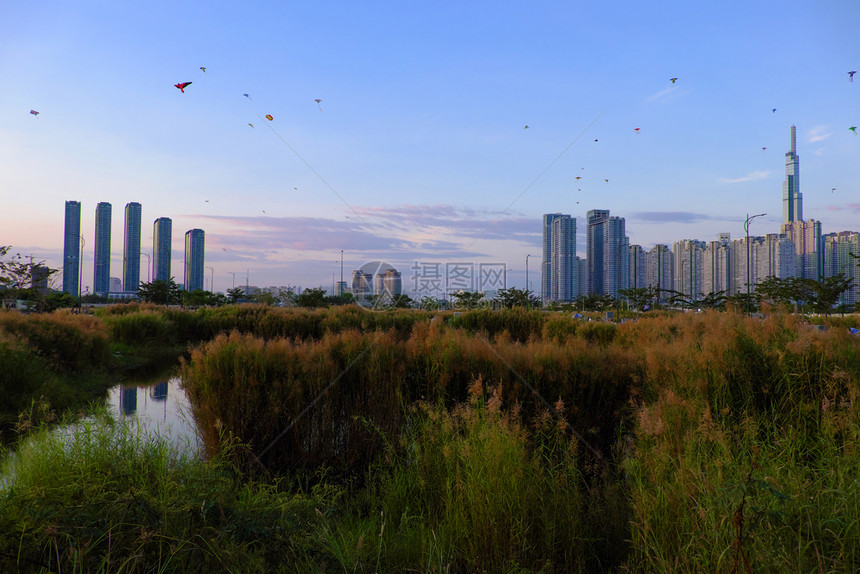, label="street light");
[78,234,85,301]
[525,254,533,292]
[141,251,151,283]
[744,212,766,316]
